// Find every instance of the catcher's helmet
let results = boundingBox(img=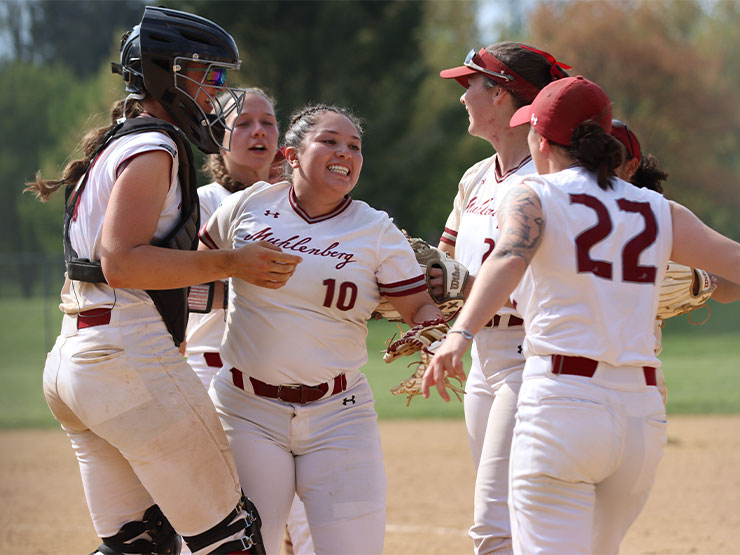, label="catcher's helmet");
[113,6,243,154]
